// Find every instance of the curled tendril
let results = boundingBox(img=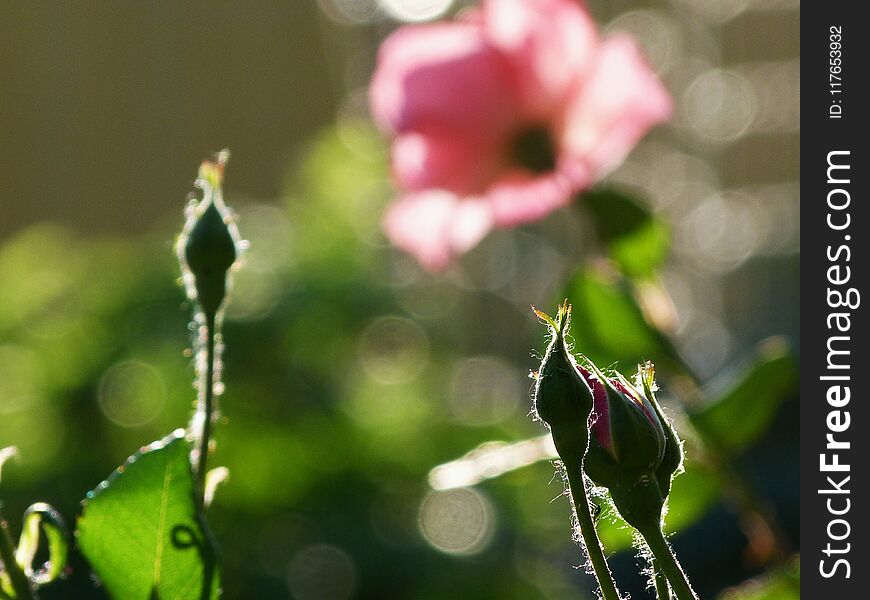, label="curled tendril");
[15,503,69,587]
[1,448,69,599]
